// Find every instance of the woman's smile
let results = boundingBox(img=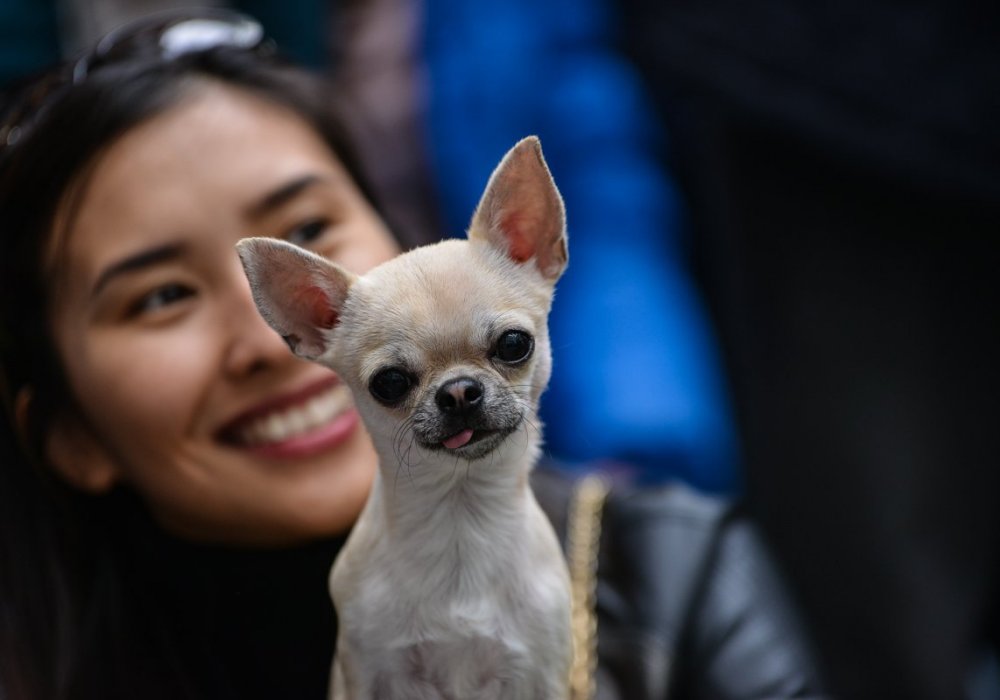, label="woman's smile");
[221,378,360,459]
